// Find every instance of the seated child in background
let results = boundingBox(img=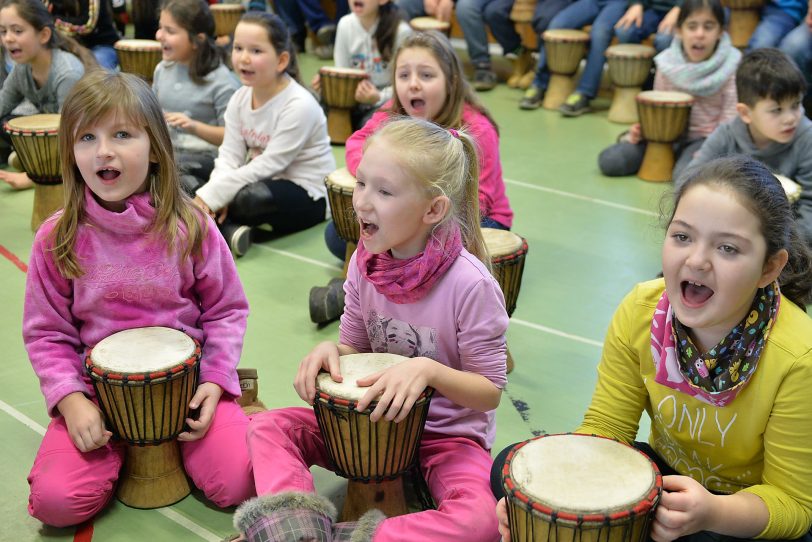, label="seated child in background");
[747,0,806,49]
[614,0,680,52]
[683,48,812,245]
[599,0,739,179]
[51,0,121,69]
[313,0,411,130]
